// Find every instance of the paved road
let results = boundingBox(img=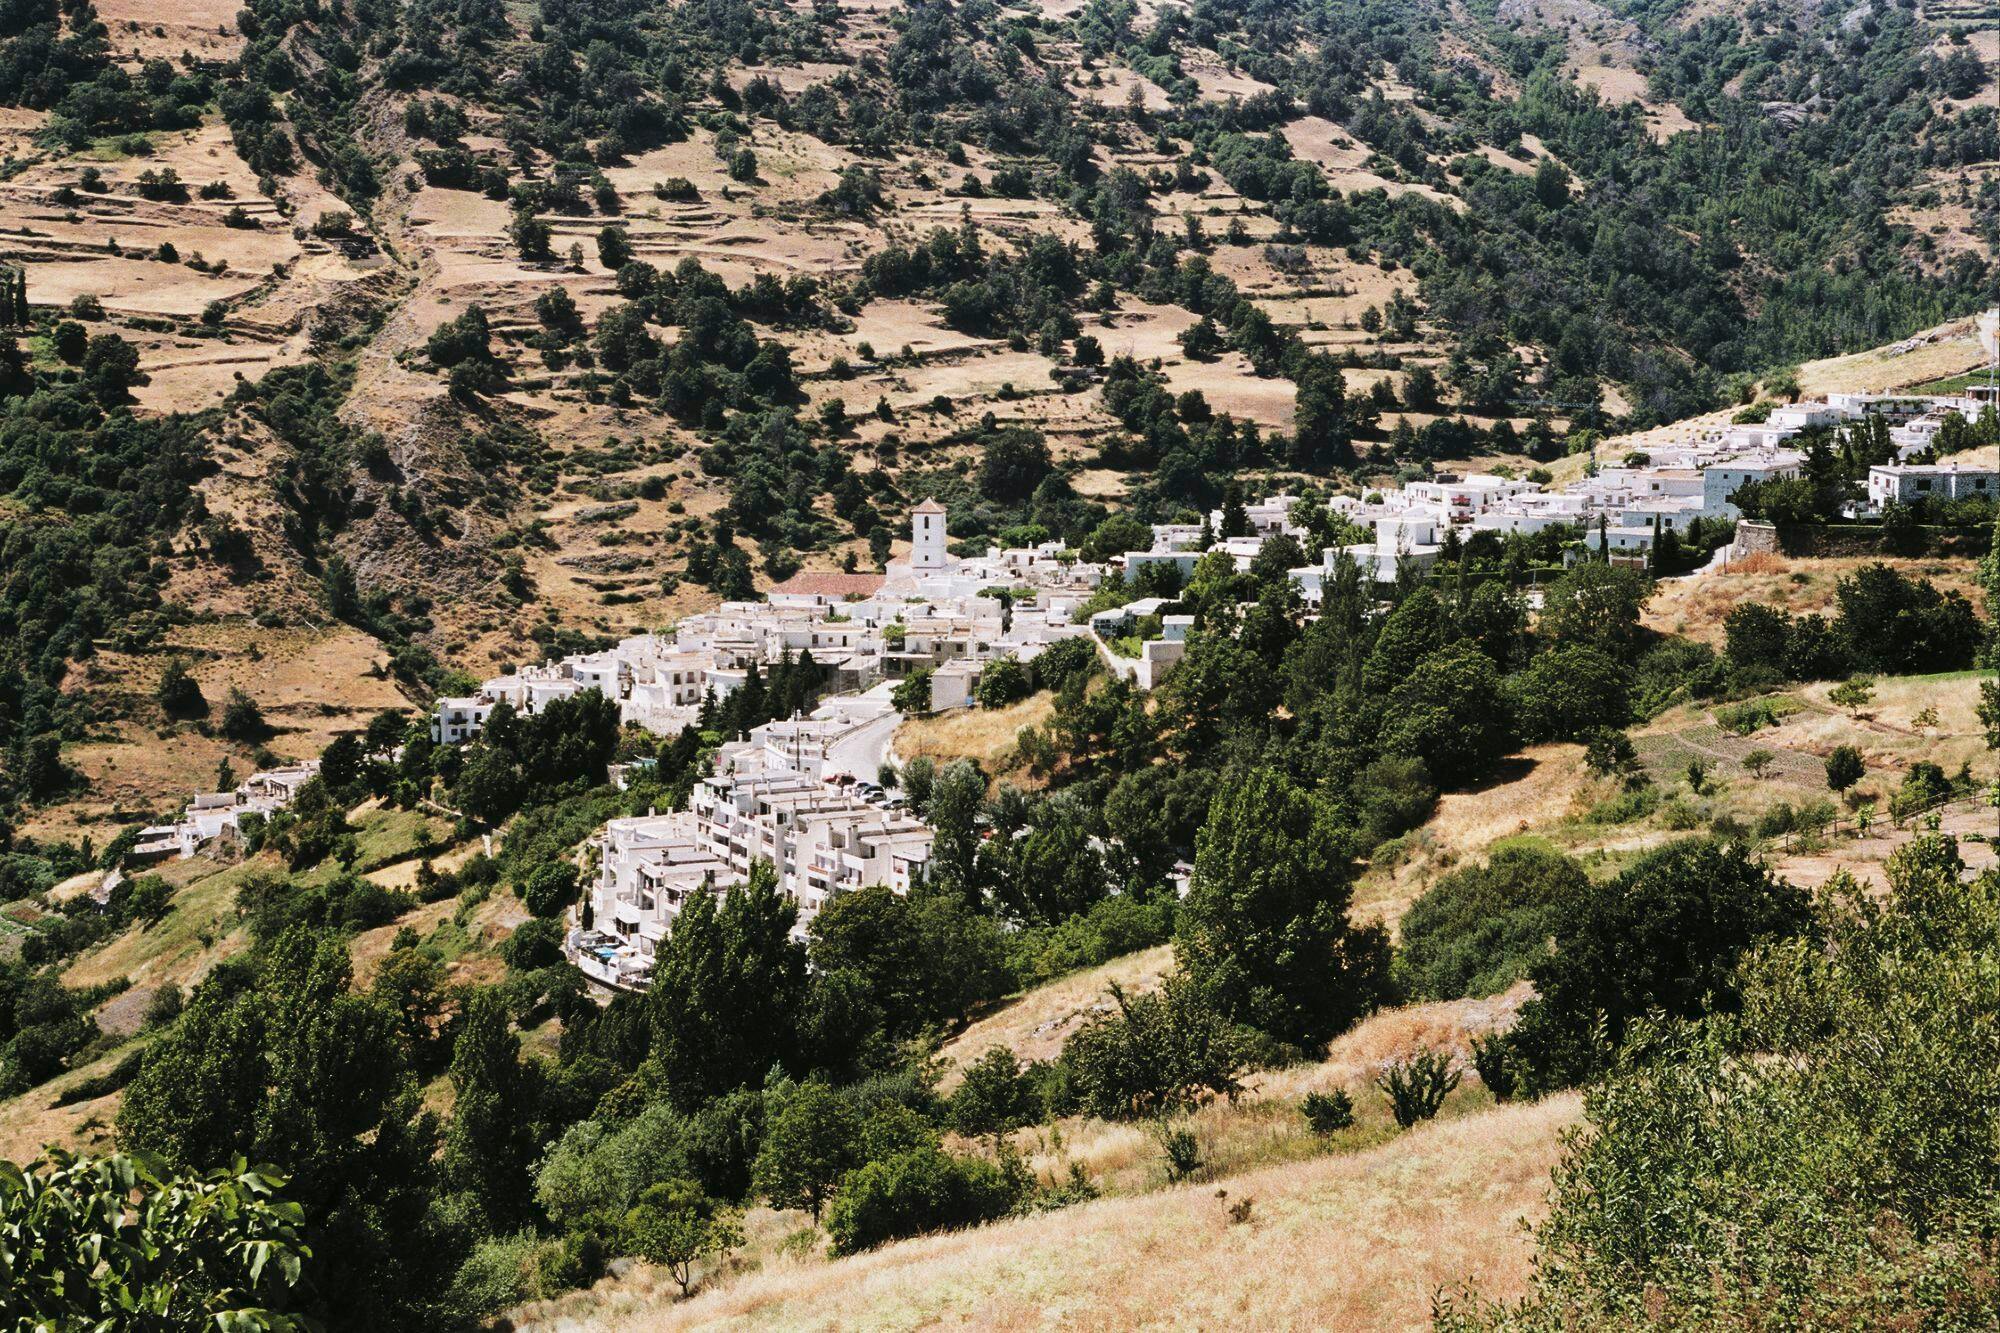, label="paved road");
[824,703,902,783]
